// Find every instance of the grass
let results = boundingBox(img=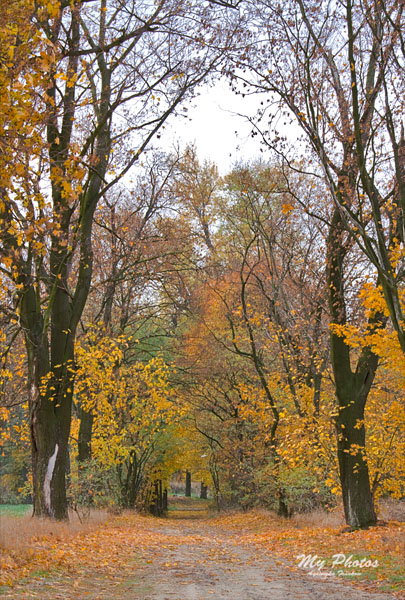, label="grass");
[0,507,110,555]
[0,509,158,594]
[168,495,211,508]
[0,505,32,517]
[167,495,214,519]
[0,506,112,589]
